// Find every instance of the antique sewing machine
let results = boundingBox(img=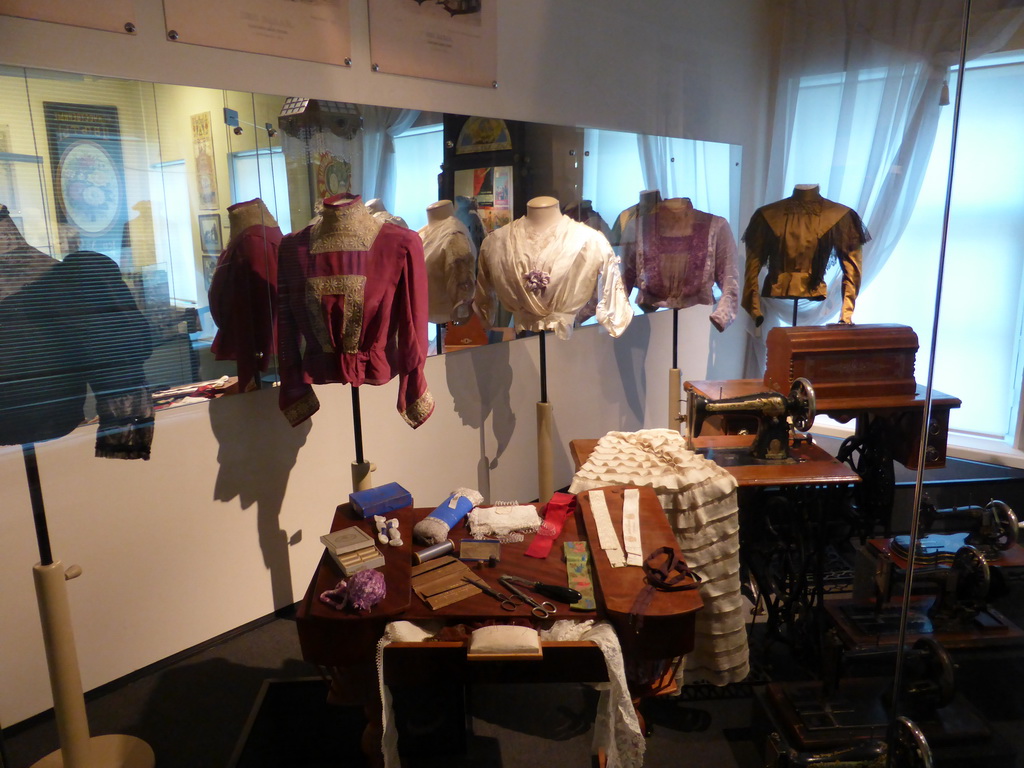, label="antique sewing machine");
[907,499,1021,561]
[754,634,1015,767]
[685,376,816,463]
[844,541,1001,635]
